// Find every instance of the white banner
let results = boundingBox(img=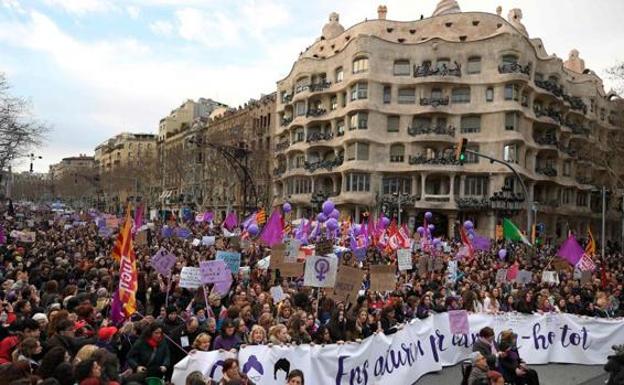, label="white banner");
[173,313,624,385]
[303,254,338,288]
